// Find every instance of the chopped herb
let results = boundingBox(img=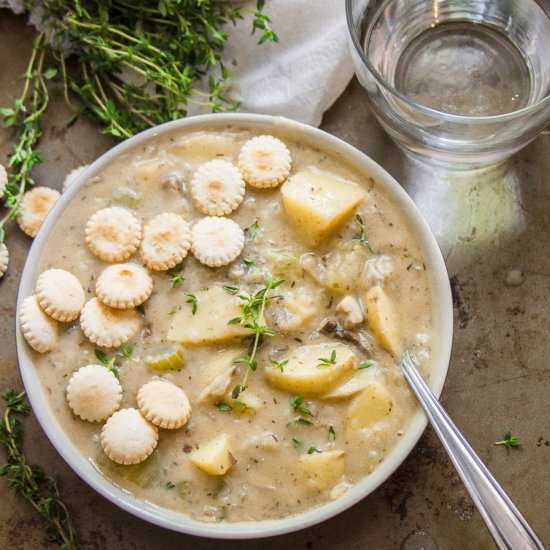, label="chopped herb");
[223,285,239,295]
[166,264,185,288]
[307,446,322,454]
[292,437,302,448]
[228,316,242,325]
[231,384,247,399]
[328,426,336,442]
[245,220,259,241]
[353,214,375,254]
[232,400,255,413]
[167,306,178,316]
[94,349,119,378]
[270,358,288,372]
[495,431,522,449]
[215,402,232,412]
[358,361,373,370]
[290,395,314,417]
[117,343,137,361]
[0,390,77,549]
[317,349,337,368]
[184,292,198,315]
[165,481,175,490]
